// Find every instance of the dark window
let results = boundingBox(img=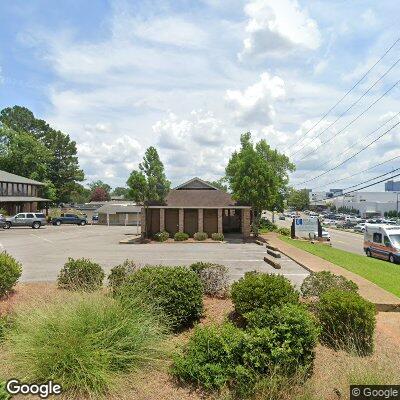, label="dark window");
[66,214,77,218]
[26,213,34,218]
[35,214,45,218]
[384,235,391,246]
[373,233,382,243]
